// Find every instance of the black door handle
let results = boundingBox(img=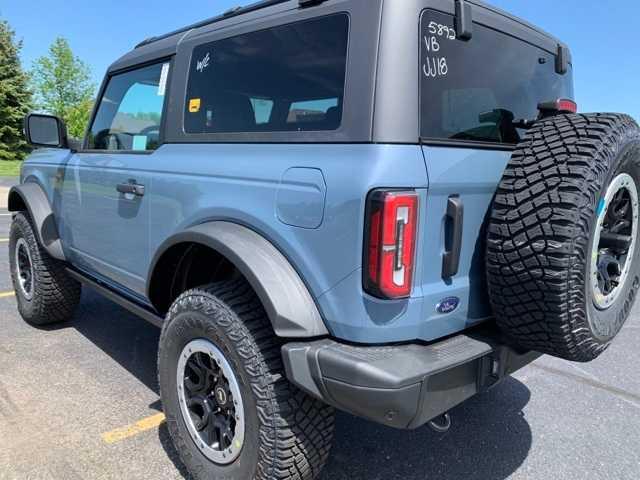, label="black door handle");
[442,196,464,279]
[116,181,145,197]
